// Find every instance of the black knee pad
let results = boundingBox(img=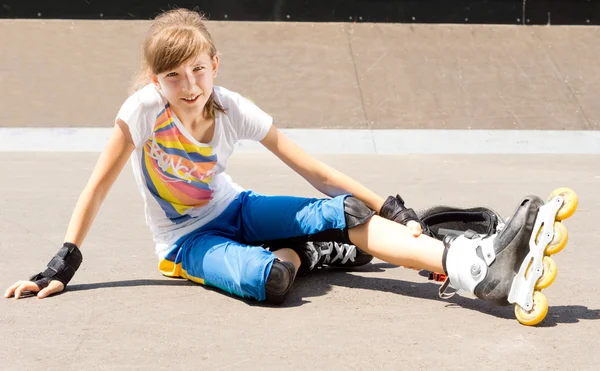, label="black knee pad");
[344,197,376,229]
[265,259,296,305]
